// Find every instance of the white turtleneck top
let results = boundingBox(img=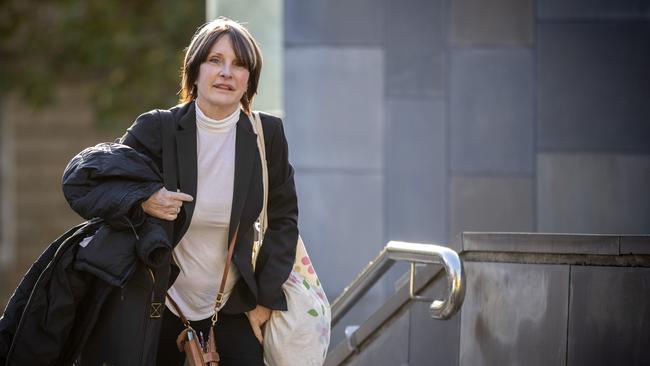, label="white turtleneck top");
[165,104,241,320]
